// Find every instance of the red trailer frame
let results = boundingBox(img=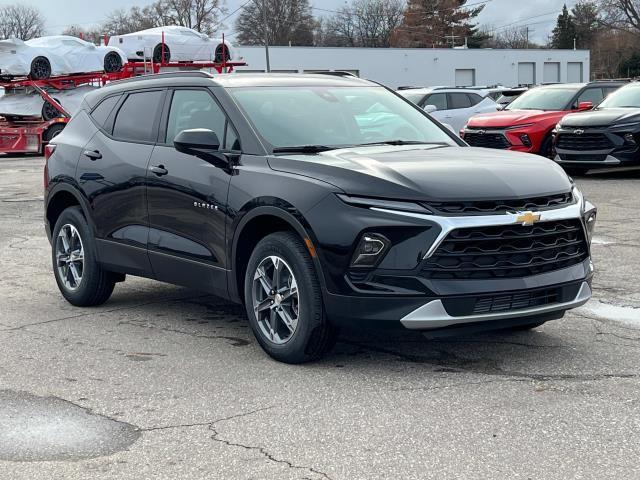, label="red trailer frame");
[0,47,245,156]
